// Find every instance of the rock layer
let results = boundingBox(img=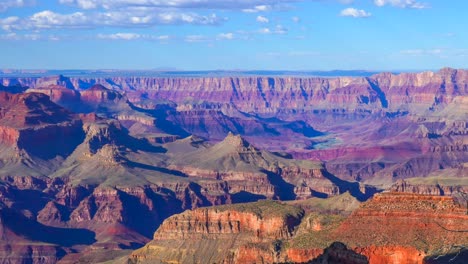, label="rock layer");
[132,192,468,264]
